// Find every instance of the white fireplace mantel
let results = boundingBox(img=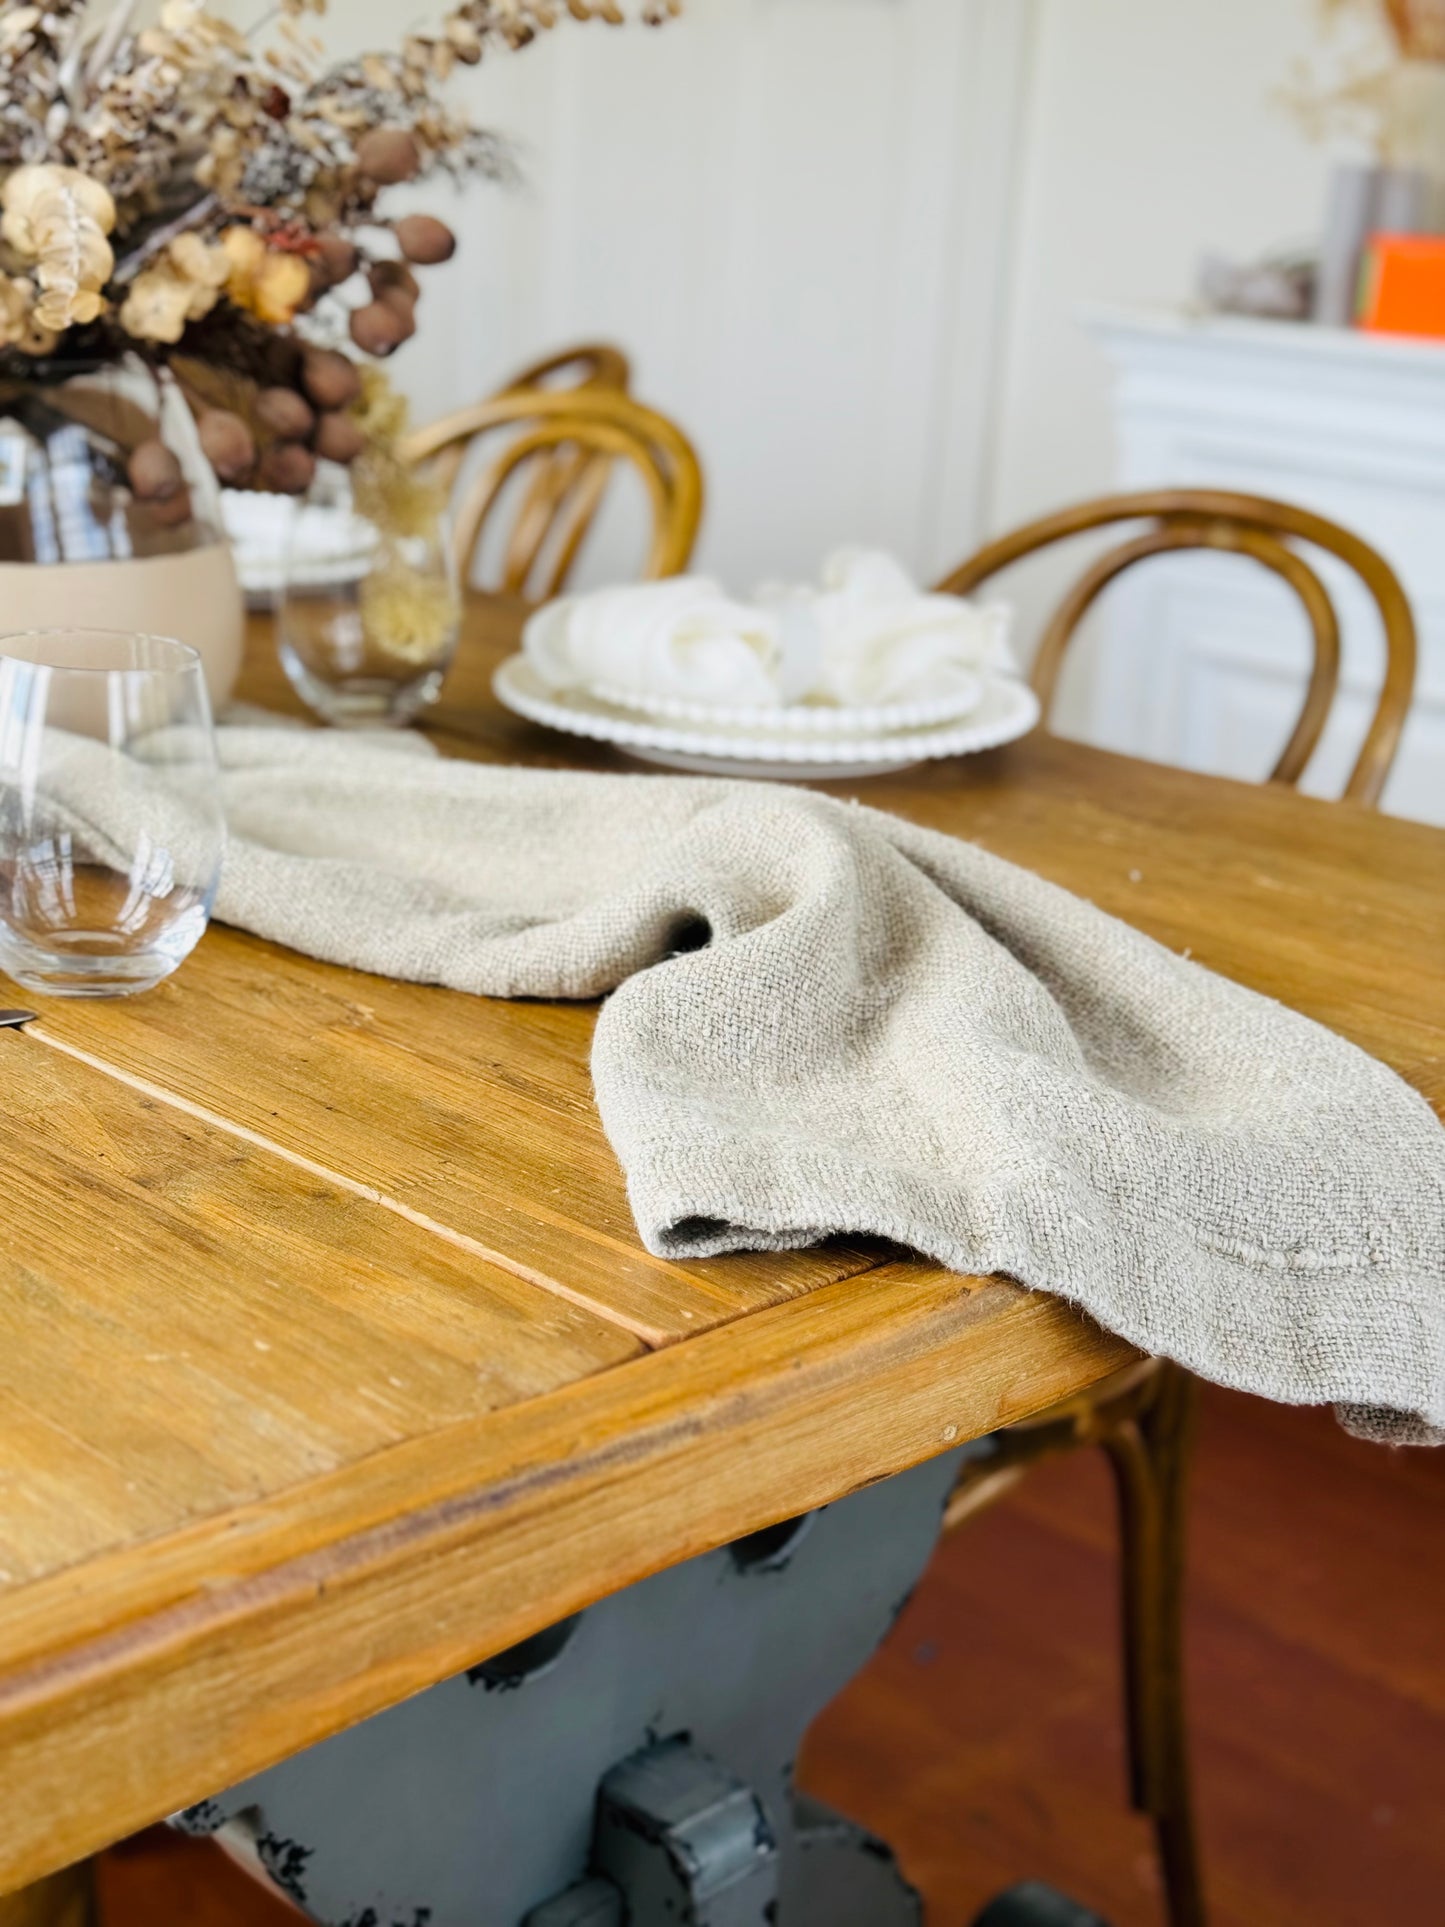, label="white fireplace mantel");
[1081,304,1445,824]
